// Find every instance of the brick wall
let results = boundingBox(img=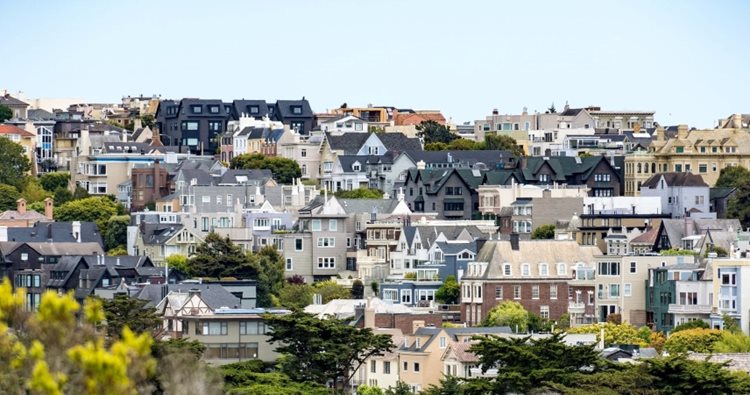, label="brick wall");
[373,313,443,335]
